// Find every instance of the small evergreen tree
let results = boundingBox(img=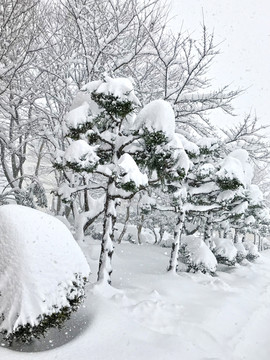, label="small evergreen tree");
[57,75,187,284]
